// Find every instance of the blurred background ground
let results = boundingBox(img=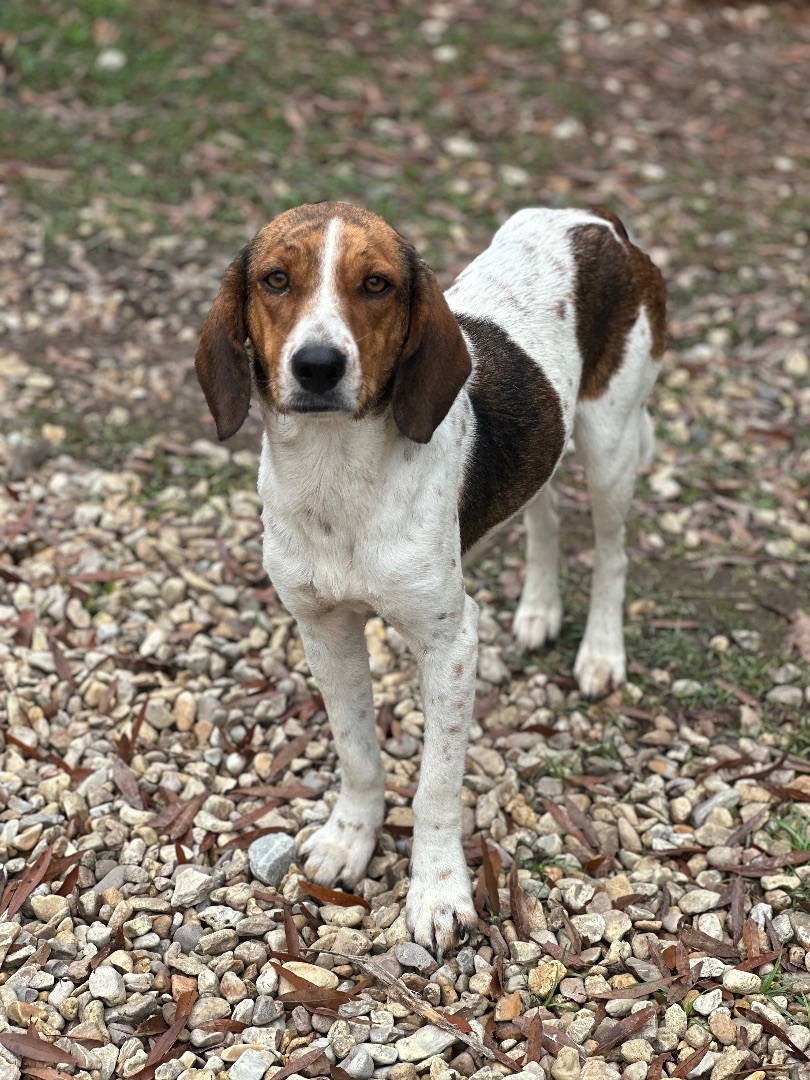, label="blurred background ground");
[1,0,808,725]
